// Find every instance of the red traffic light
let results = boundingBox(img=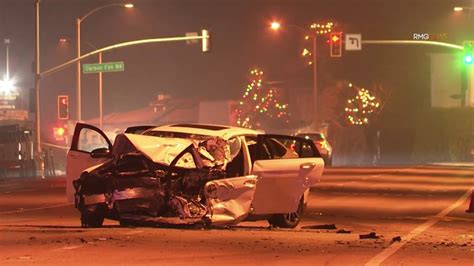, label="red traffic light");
[330,32,342,57]
[57,95,69,120]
